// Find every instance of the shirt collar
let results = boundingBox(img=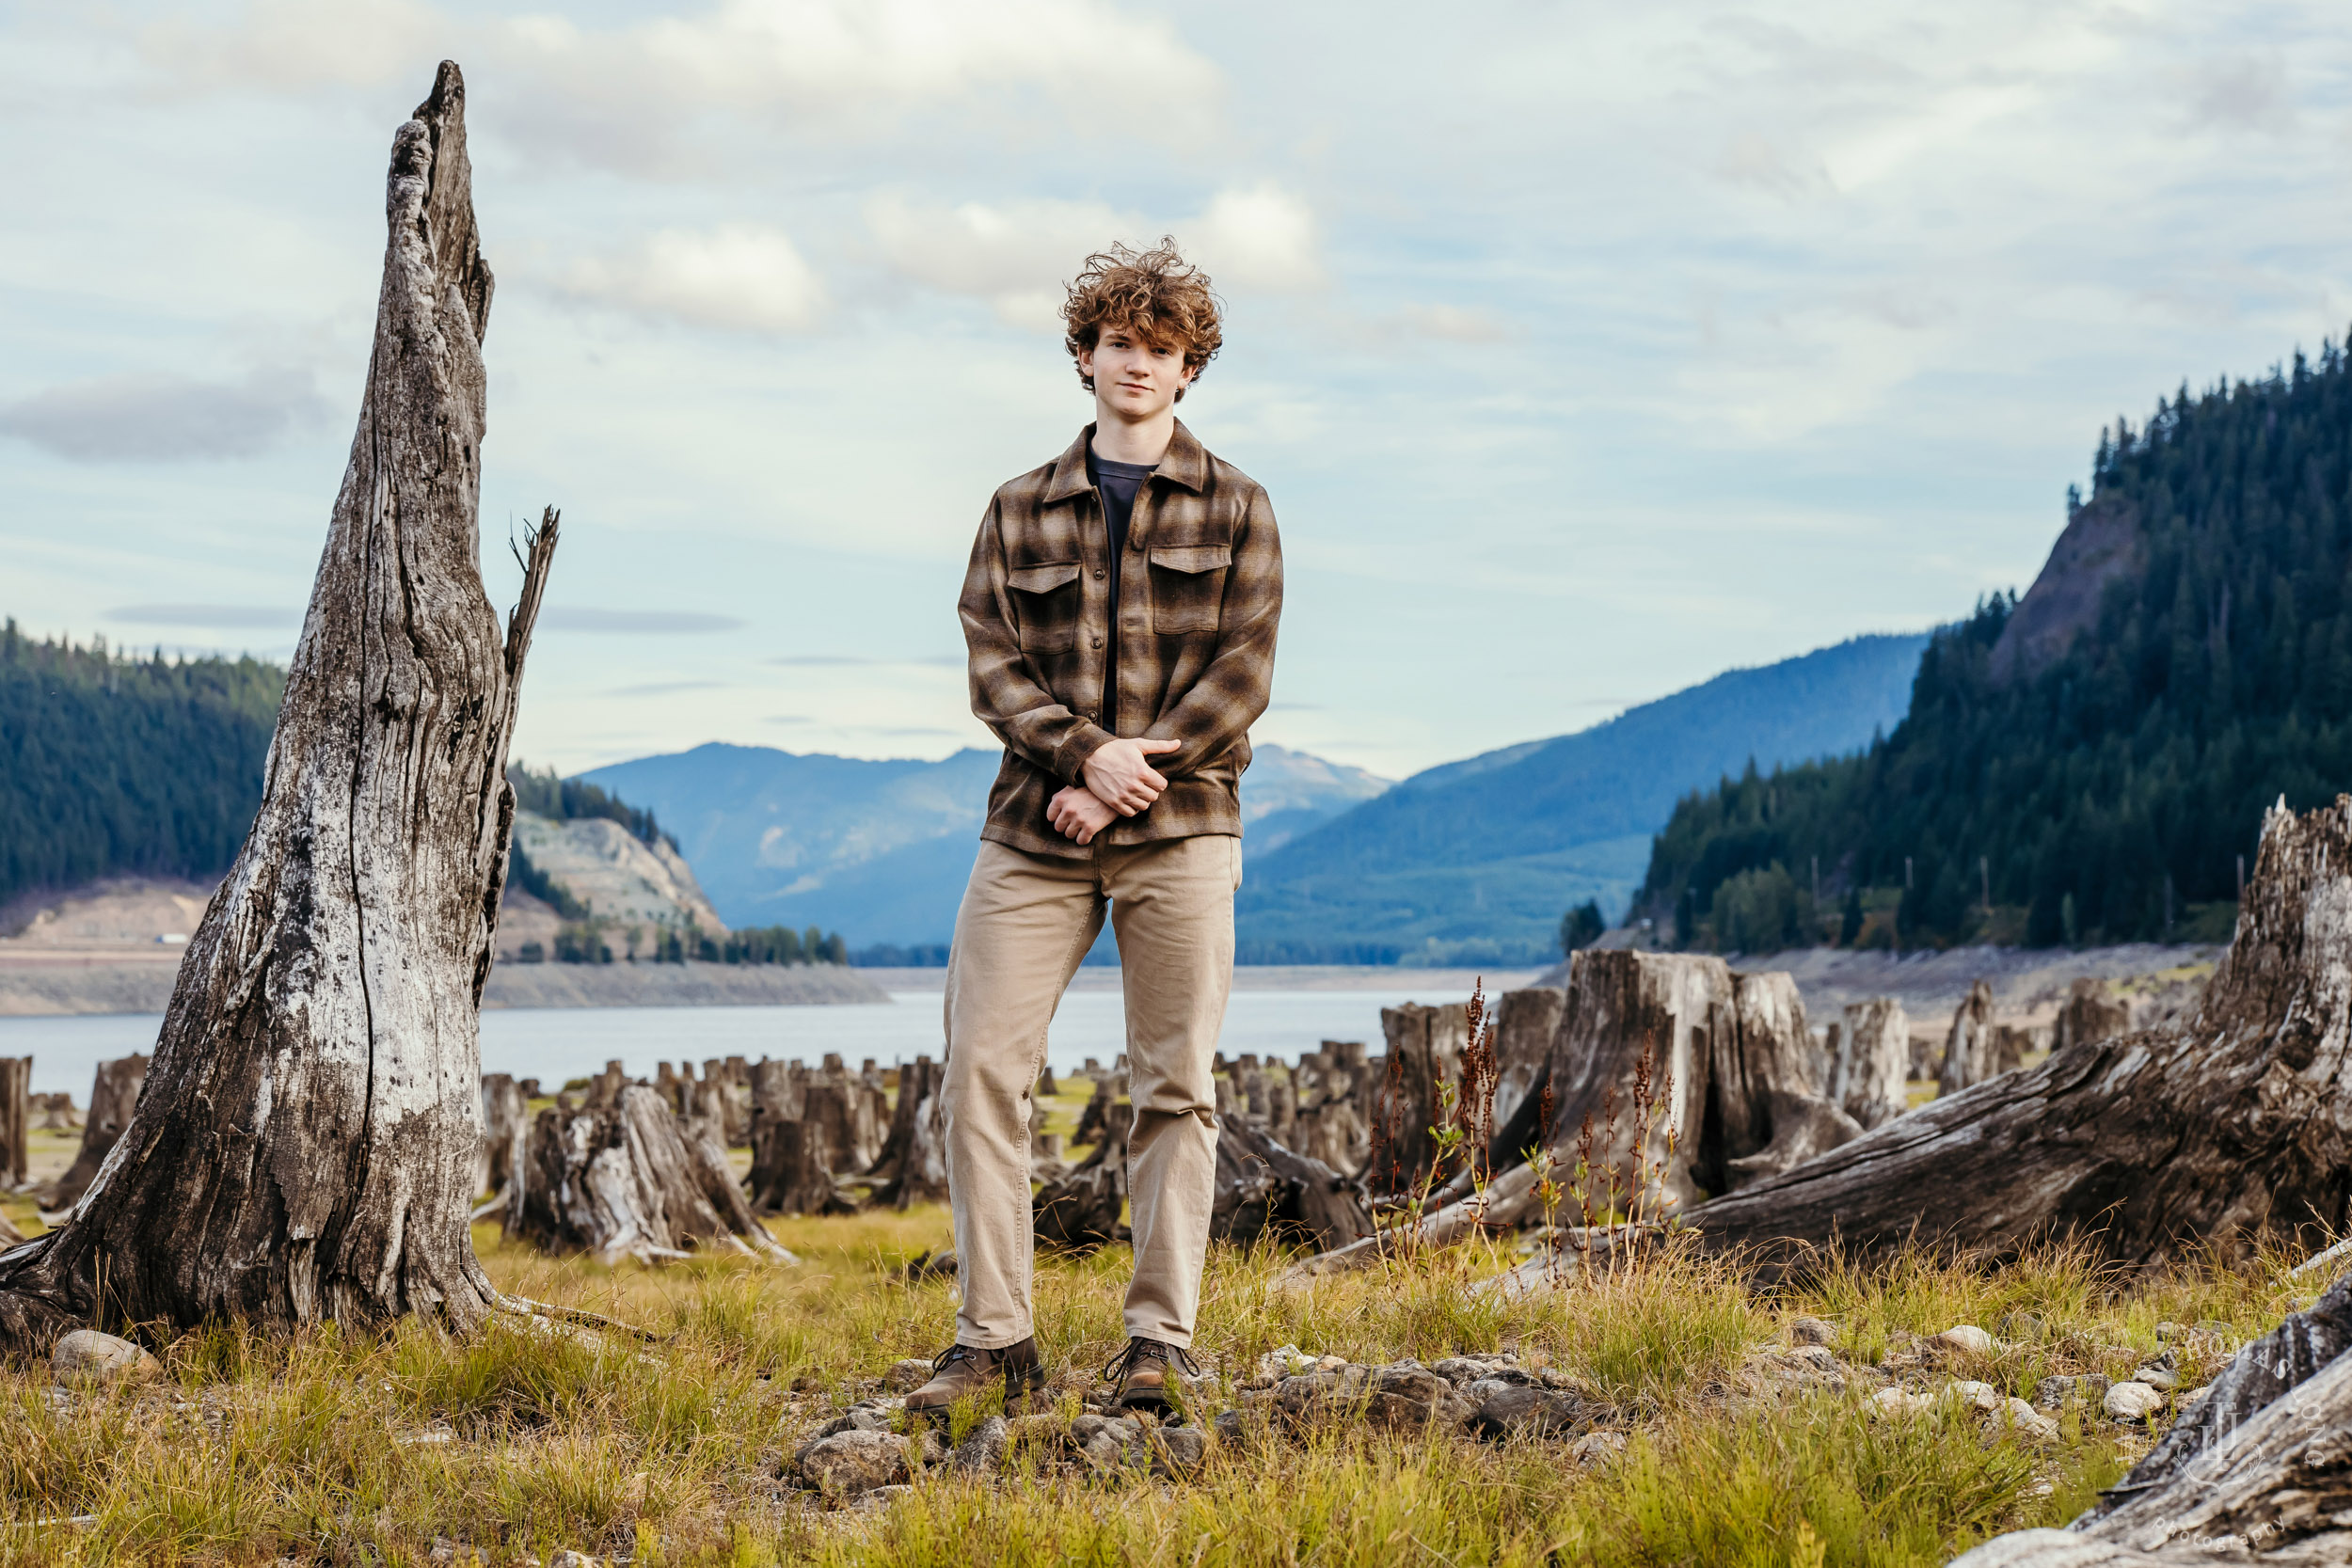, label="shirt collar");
[1043,419,1209,502]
